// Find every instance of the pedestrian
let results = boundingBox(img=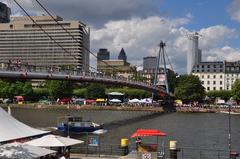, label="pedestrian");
[135,137,142,151]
